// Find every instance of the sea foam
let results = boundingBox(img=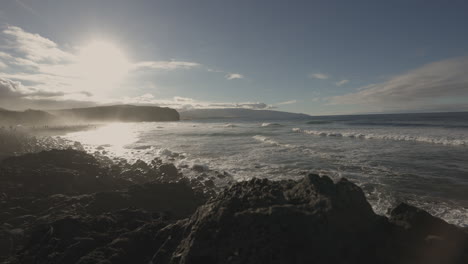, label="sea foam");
[292,128,467,146]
